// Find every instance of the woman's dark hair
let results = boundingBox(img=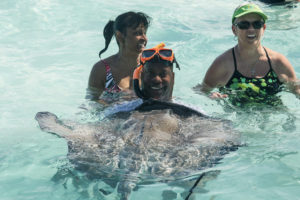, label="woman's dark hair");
[99,11,151,58]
